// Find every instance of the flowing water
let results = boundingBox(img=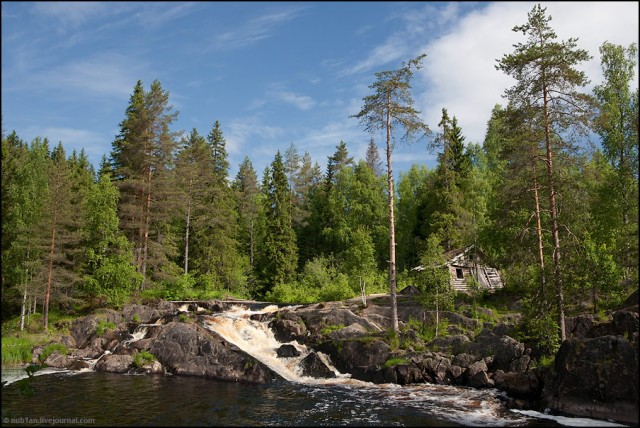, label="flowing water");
[1,304,628,427]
